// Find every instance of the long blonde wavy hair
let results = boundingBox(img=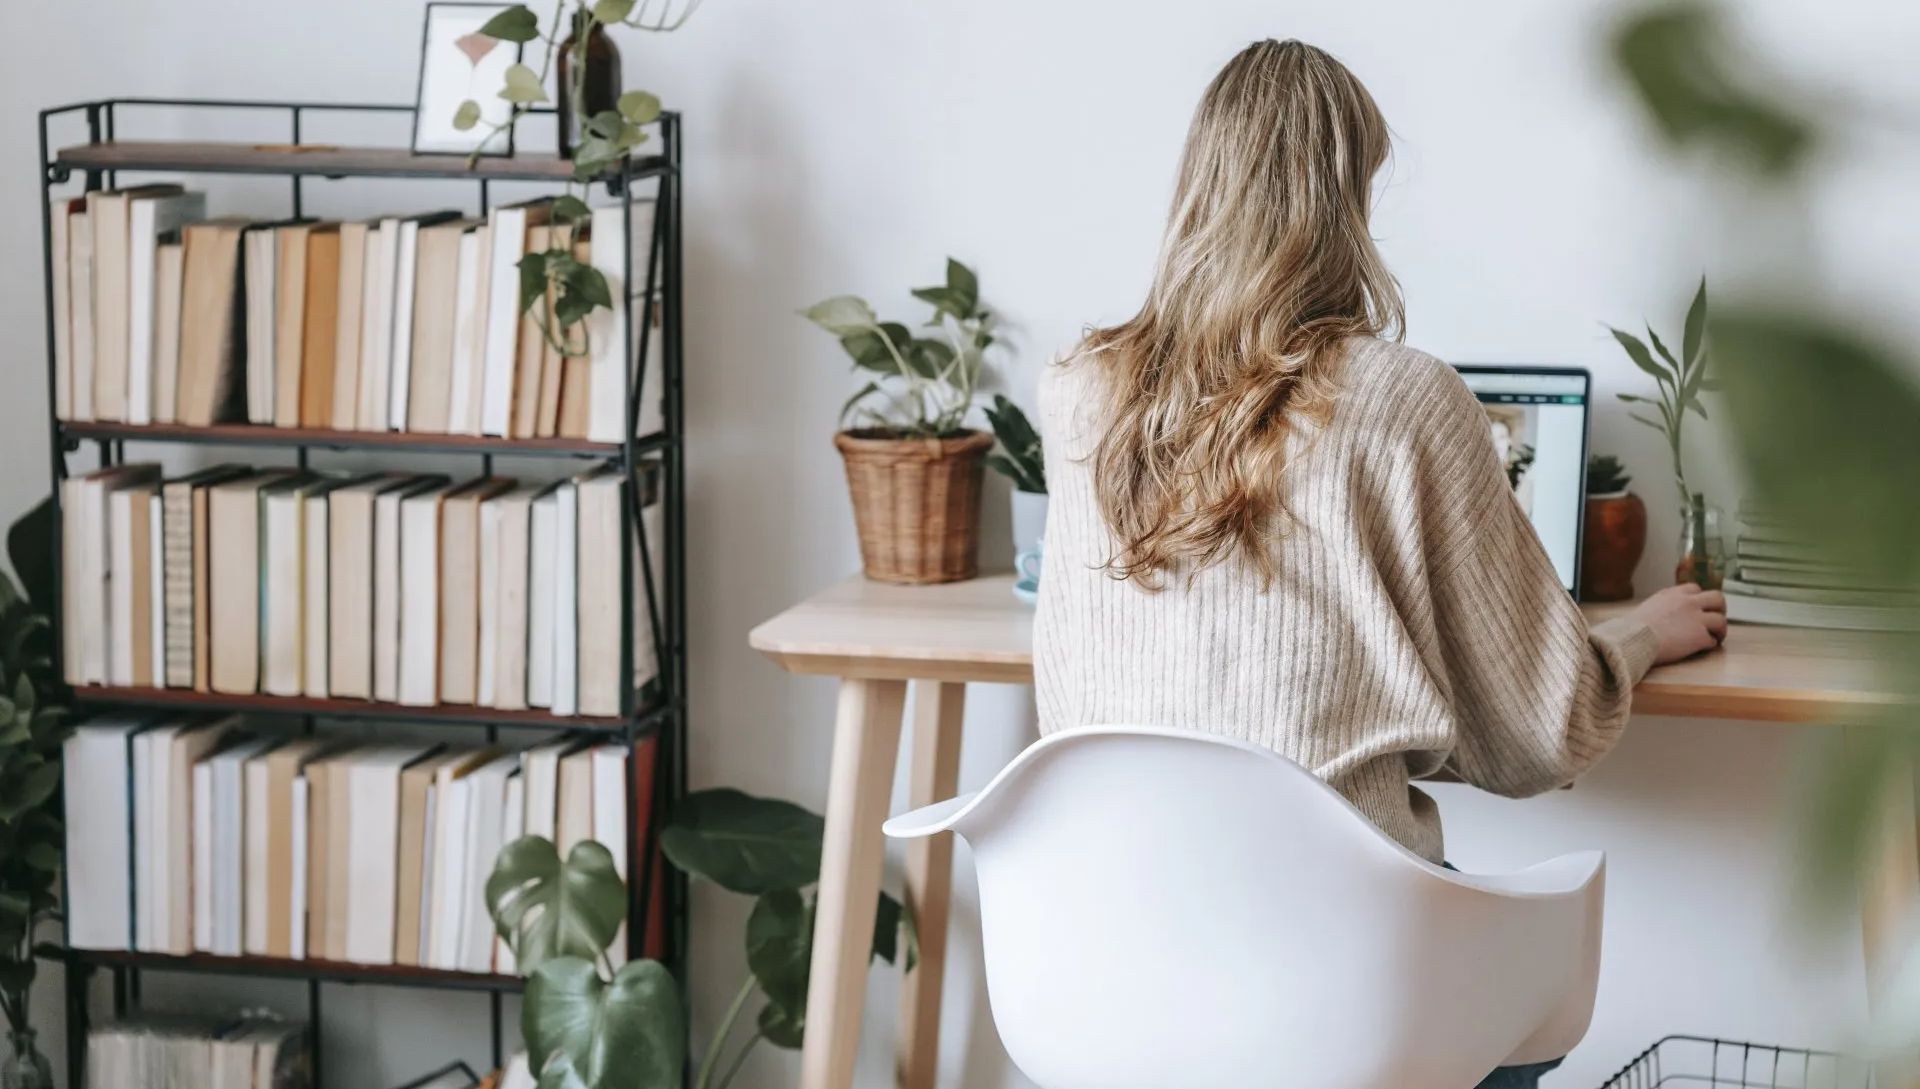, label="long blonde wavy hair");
[1078,39,1404,588]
